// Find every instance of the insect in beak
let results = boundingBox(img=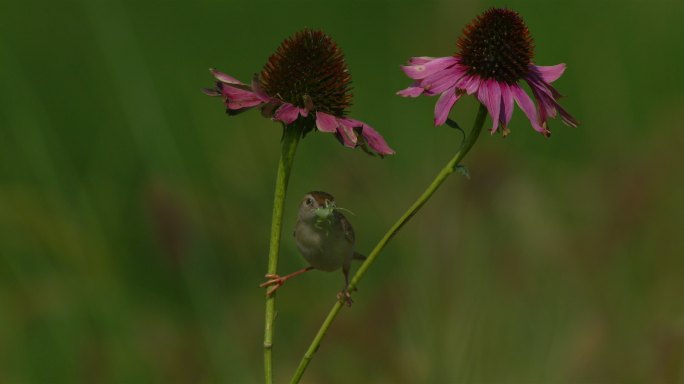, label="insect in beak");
[315,200,335,220]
